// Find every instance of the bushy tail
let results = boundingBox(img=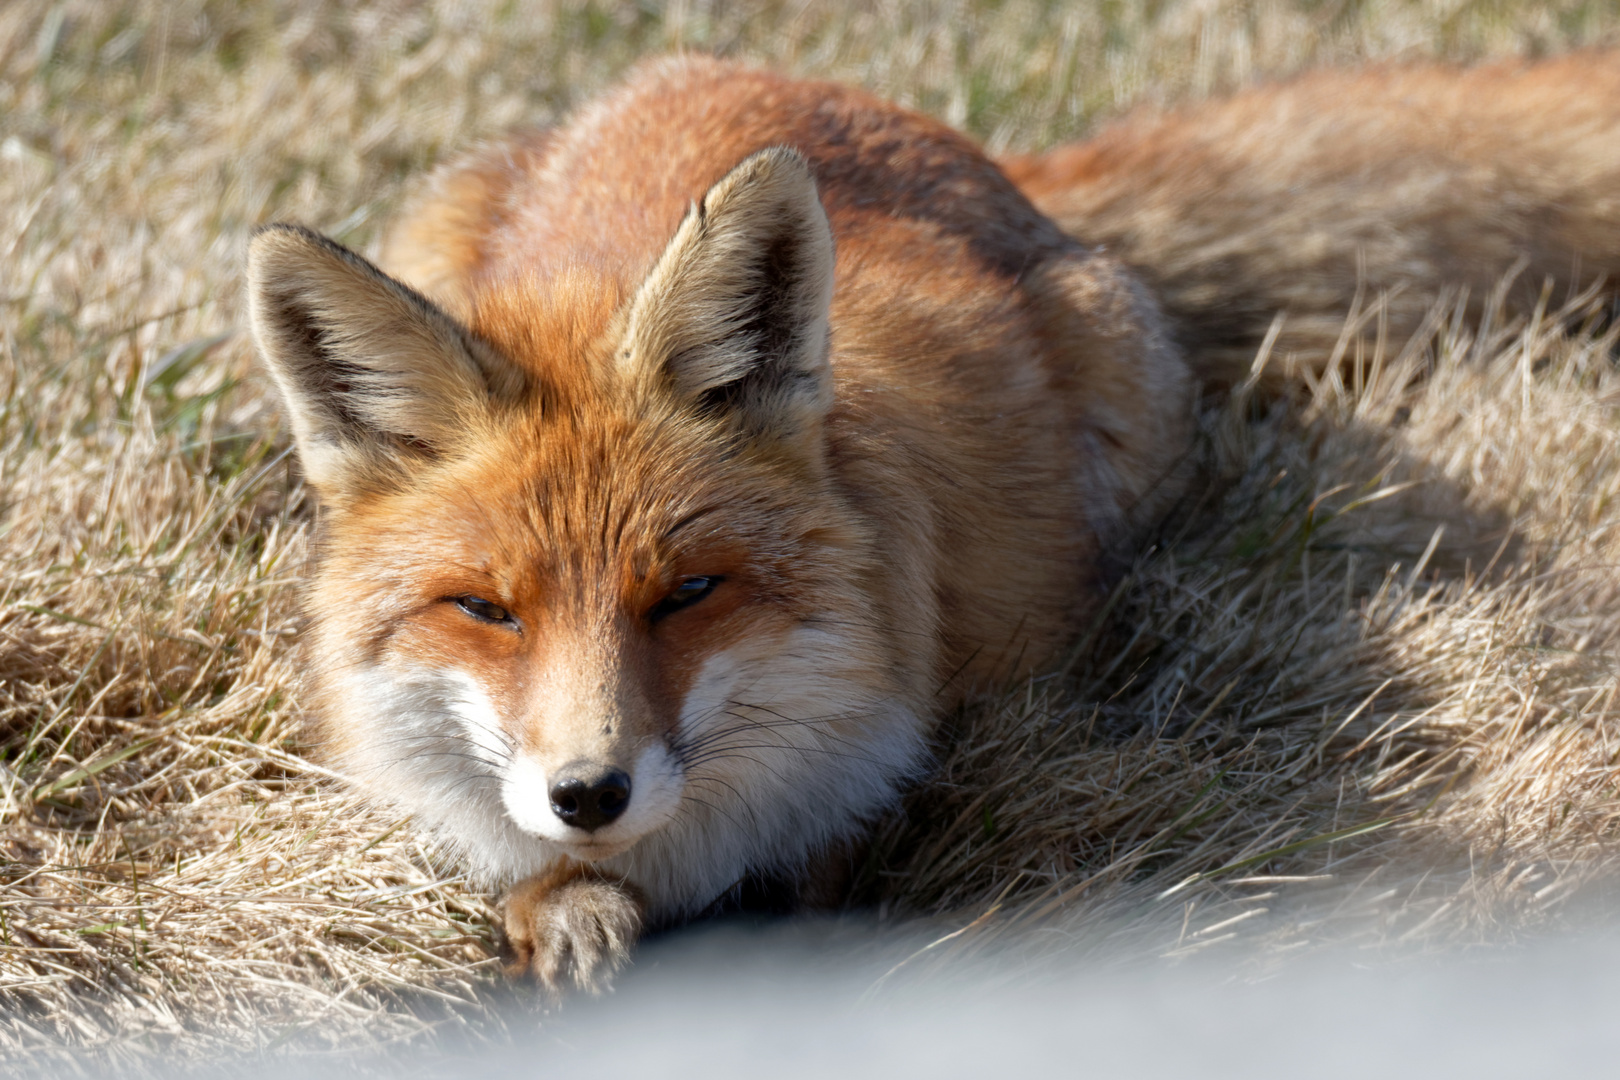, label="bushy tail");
[1001,50,1620,381]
